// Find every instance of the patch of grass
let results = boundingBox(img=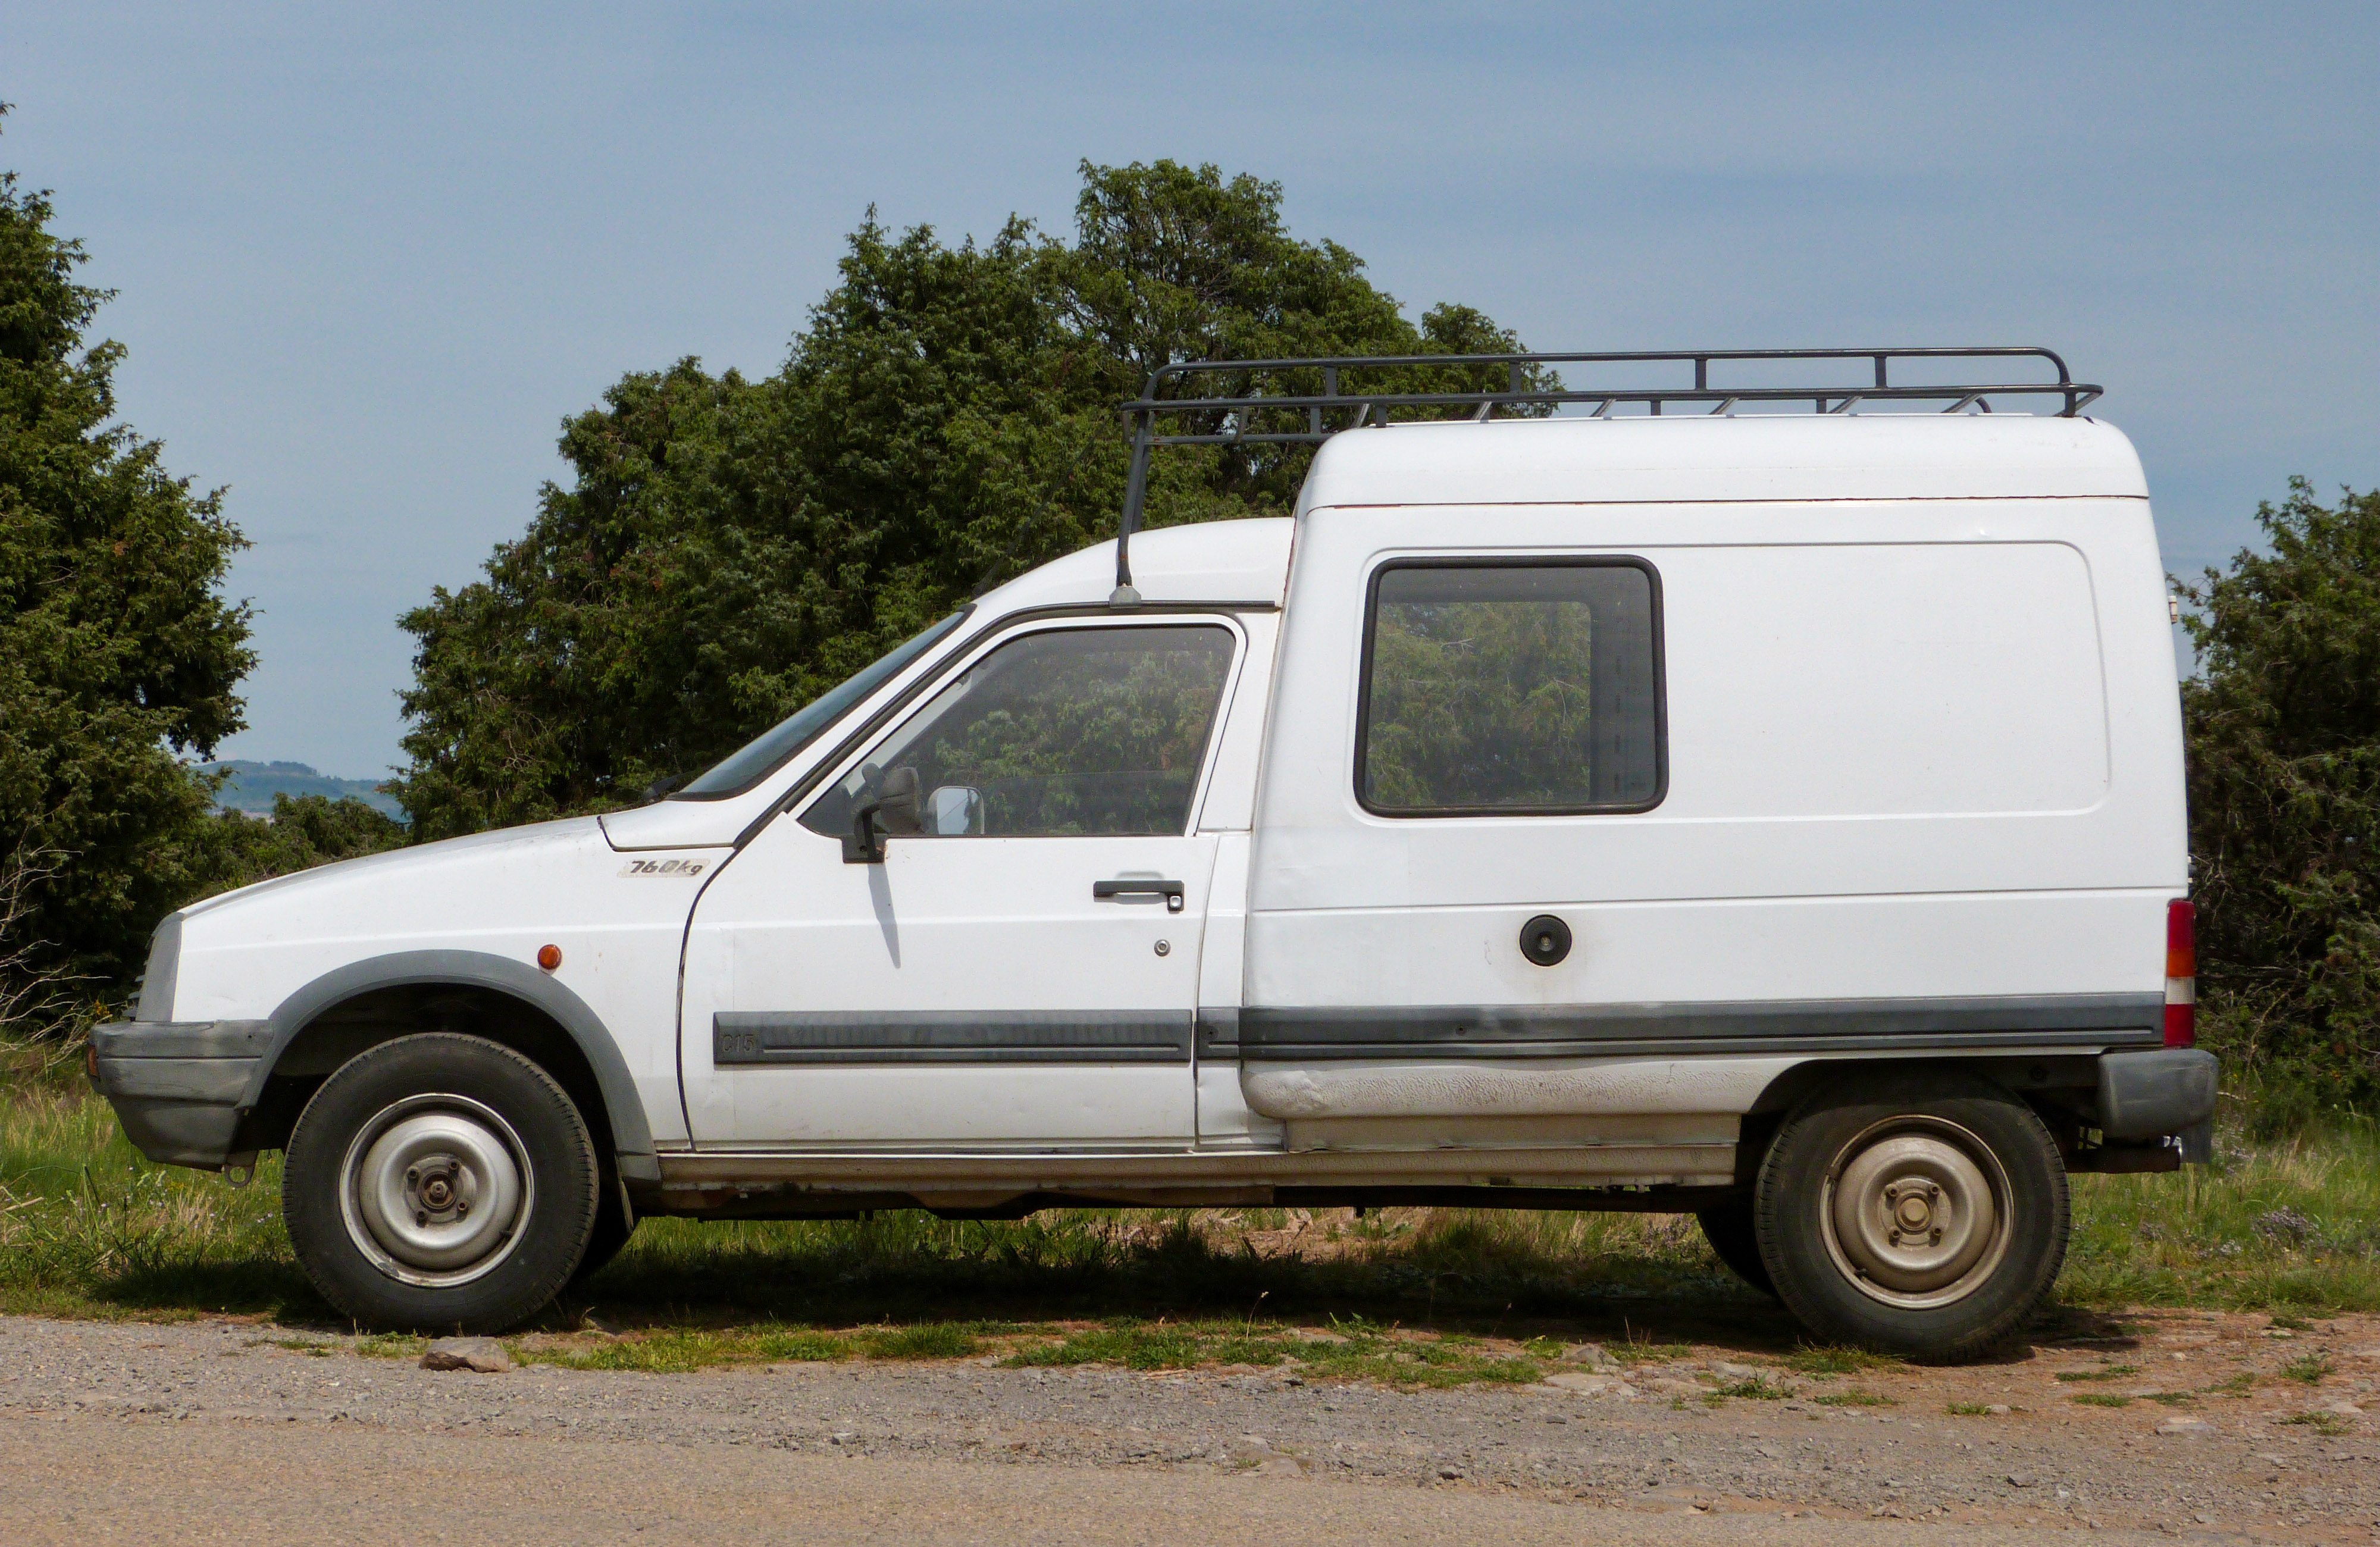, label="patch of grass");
[2060,1114,2380,1314]
[1784,1345,1903,1378]
[2282,1411,2353,1437]
[2071,1392,2132,1408]
[2144,1391,2197,1407]
[857,1323,982,1360]
[1812,1389,1896,1408]
[998,1318,1543,1388]
[356,1334,425,1360]
[1708,1376,1792,1401]
[1946,1402,1997,1416]
[2054,1364,2143,1382]
[2204,1371,2256,1398]
[518,1327,861,1373]
[2281,1354,2332,1385]
[1004,1321,1205,1369]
